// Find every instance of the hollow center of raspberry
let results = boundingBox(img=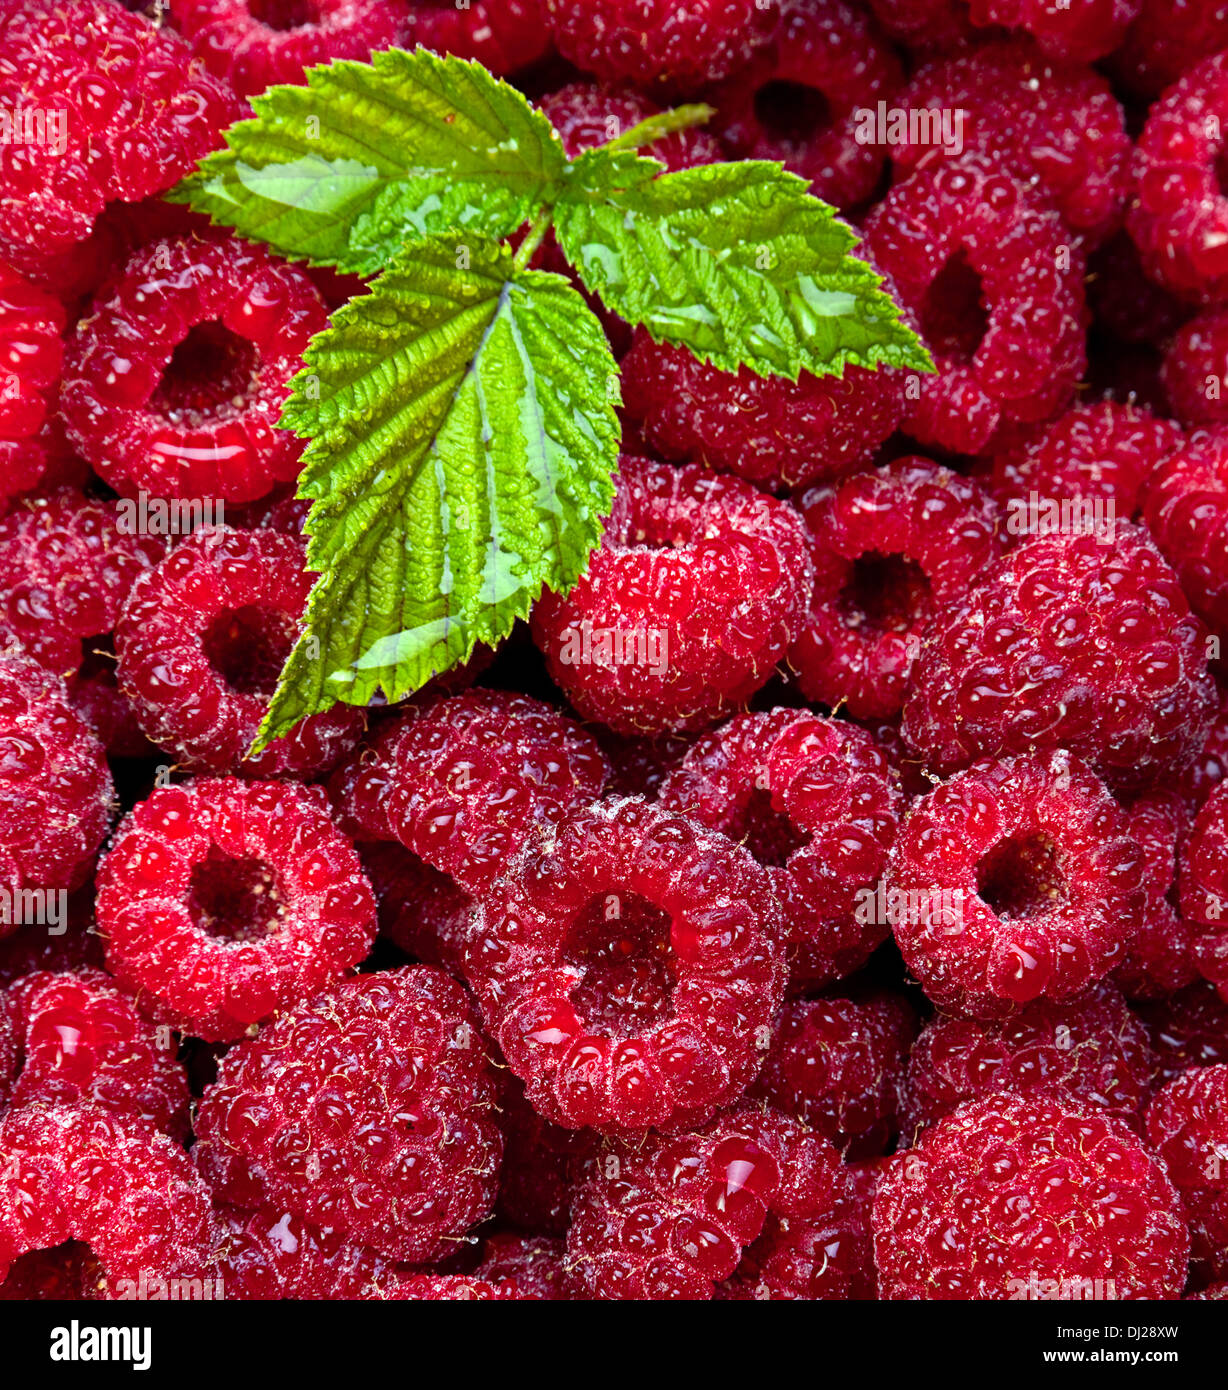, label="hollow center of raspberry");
[840,552,931,632]
[188,848,285,941]
[203,604,296,697]
[752,81,831,152]
[3,1243,98,1298]
[150,321,260,424]
[248,0,321,30]
[740,787,806,867]
[976,832,1068,920]
[565,891,676,1034]
[920,252,988,362]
